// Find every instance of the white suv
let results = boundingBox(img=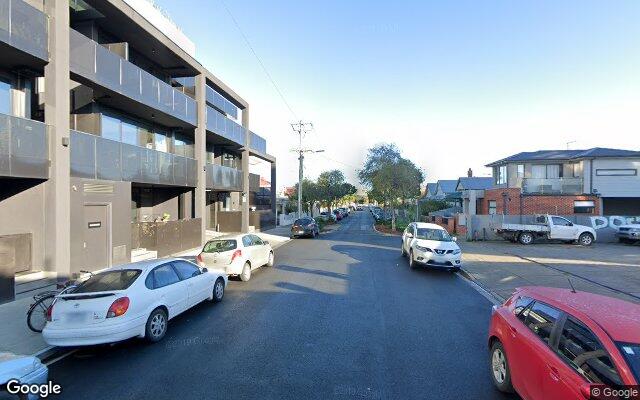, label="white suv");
[401,223,462,272]
[197,234,274,282]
